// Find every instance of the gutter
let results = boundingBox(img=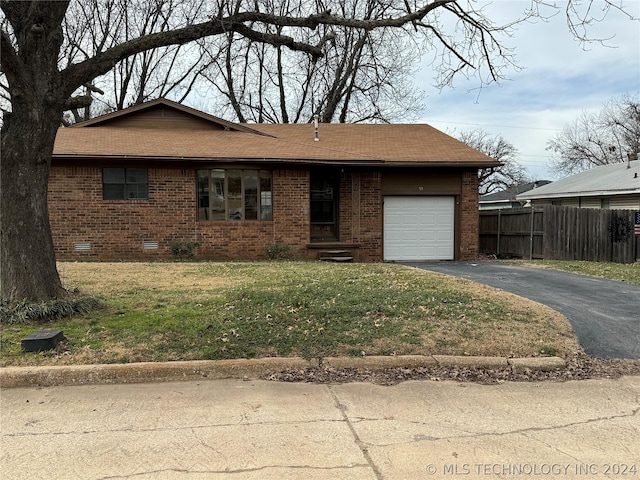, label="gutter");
[518,188,640,201]
[52,155,497,169]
